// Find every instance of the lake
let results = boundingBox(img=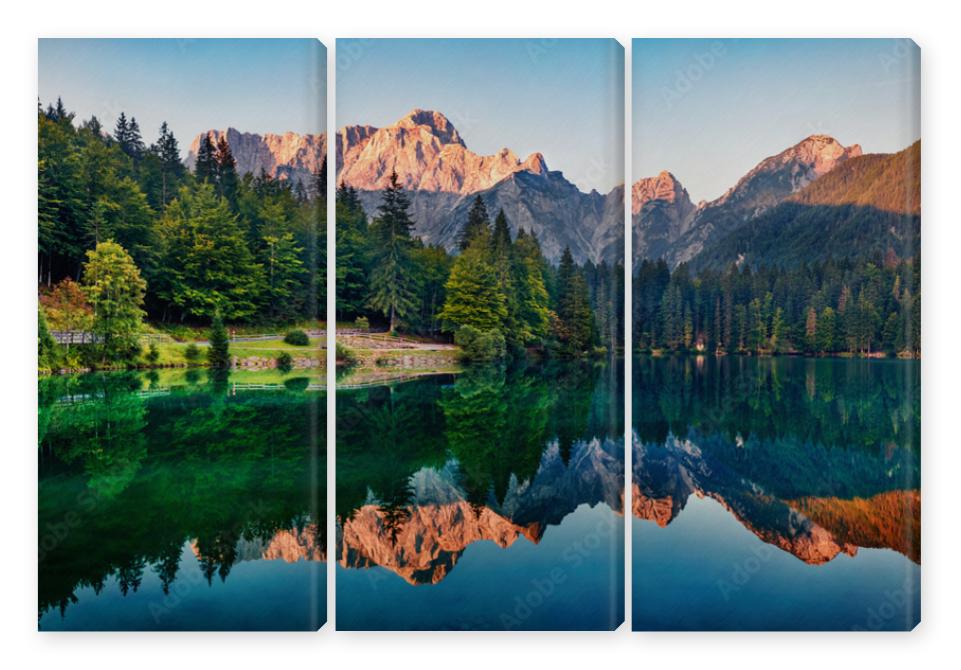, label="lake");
[336,360,625,630]
[38,369,326,631]
[631,355,920,631]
